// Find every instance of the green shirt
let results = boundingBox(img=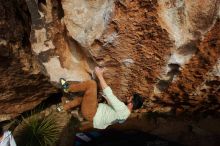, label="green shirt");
[93,87,131,129]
